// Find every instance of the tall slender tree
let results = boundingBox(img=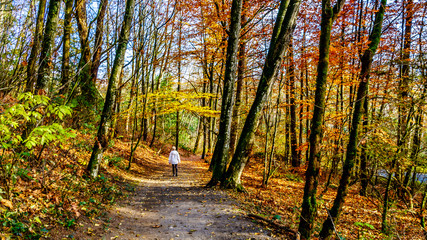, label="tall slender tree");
[26,0,46,93]
[222,0,302,189]
[87,0,136,178]
[207,0,244,186]
[289,42,300,167]
[72,0,108,107]
[298,0,345,238]
[382,0,410,232]
[35,0,61,93]
[229,3,248,158]
[91,0,108,84]
[319,2,387,237]
[60,0,73,96]
[176,10,182,150]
